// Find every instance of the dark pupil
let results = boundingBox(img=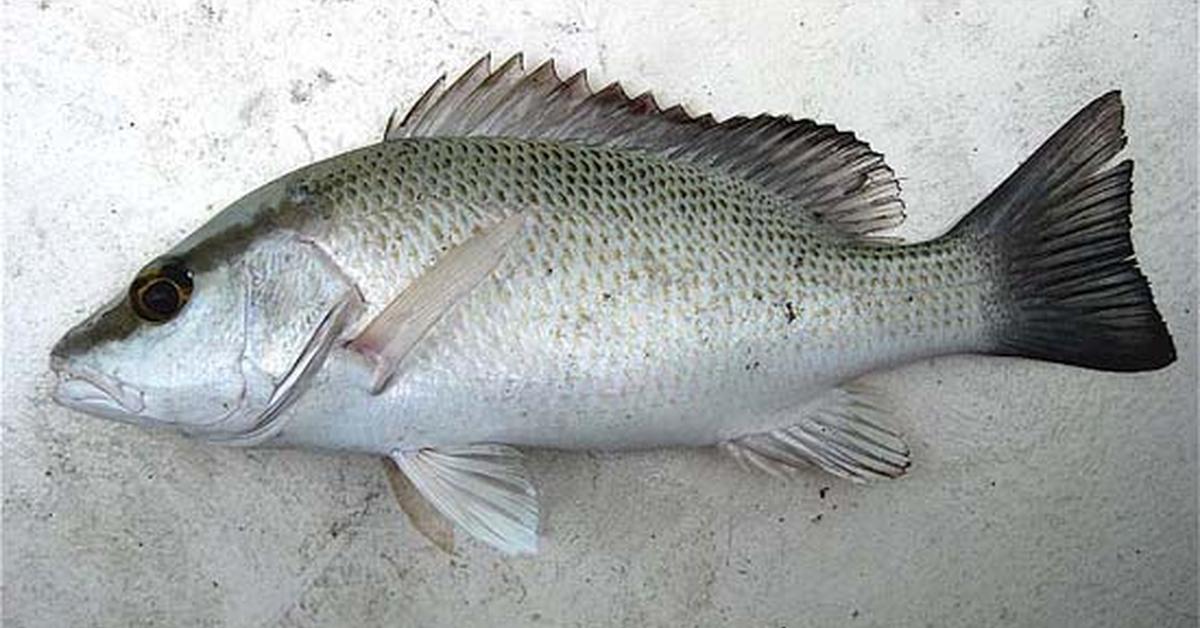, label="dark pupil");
[141,280,180,315]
